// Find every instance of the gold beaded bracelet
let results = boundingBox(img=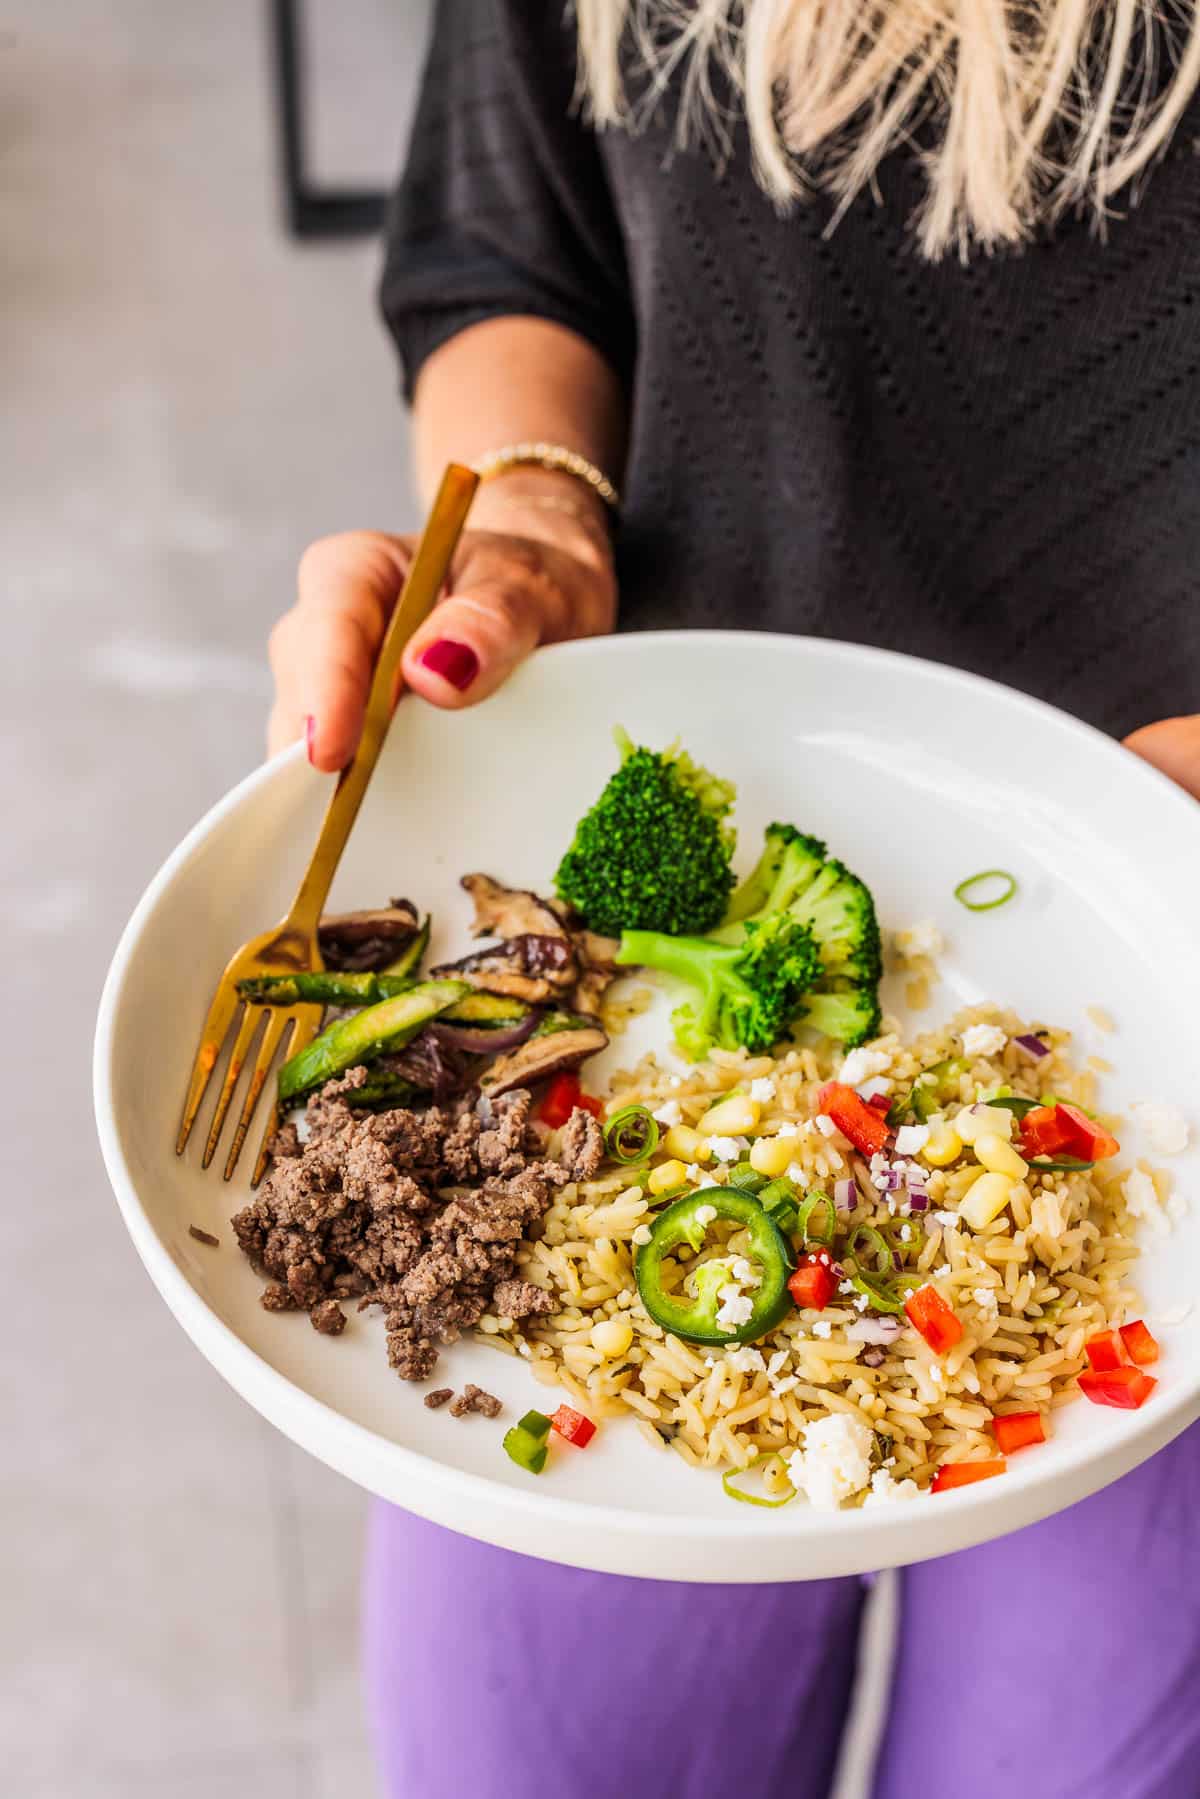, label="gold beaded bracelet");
[473,441,621,511]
